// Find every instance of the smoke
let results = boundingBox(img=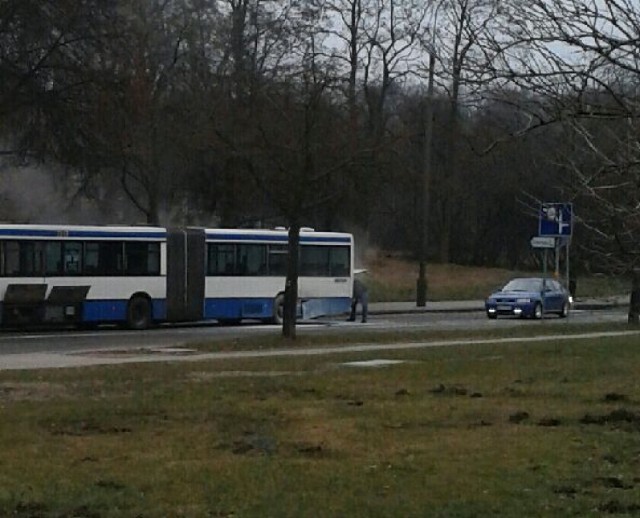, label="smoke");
[0,158,139,224]
[345,224,380,268]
